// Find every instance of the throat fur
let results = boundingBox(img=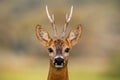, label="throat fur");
[47,64,69,80]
